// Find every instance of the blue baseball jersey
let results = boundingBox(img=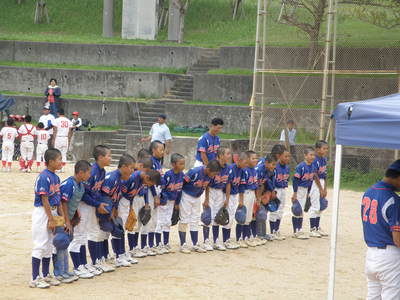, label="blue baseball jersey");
[362,181,400,248]
[239,167,258,193]
[225,163,243,195]
[293,162,316,189]
[121,171,148,203]
[34,169,61,207]
[209,163,230,190]
[182,166,212,198]
[195,132,220,163]
[160,169,184,204]
[152,156,163,174]
[101,169,122,204]
[82,162,106,208]
[275,163,290,189]
[256,158,265,170]
[313,155,328,180]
